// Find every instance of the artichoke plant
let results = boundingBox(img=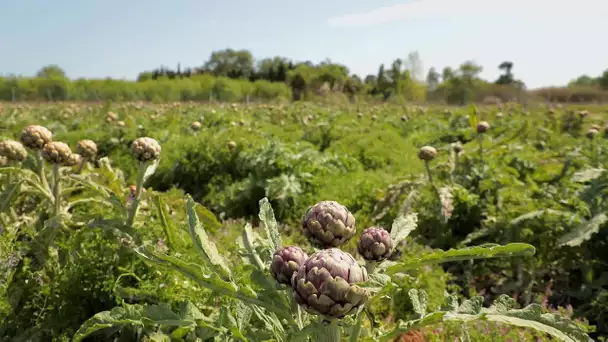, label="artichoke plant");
[302,201,356,247]
[270,246,308,285]
[358,227,393,261]
[0,140,28,162]
[20,125,52,150]
[291,248,369,318]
